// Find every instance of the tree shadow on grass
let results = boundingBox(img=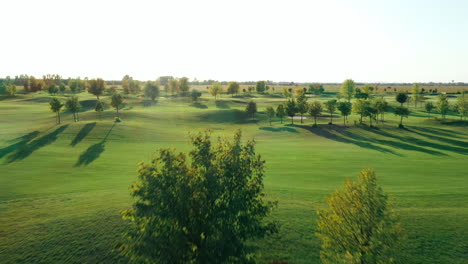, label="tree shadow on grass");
[6,125,69,163]
[300,125,402,156]
[143,100,158,107]
[71,122,96,146]
[0,131,40,159]
[215,100,230,109]
[259,126,299,133]
[75,123,115,166]
[191,102,208,109]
